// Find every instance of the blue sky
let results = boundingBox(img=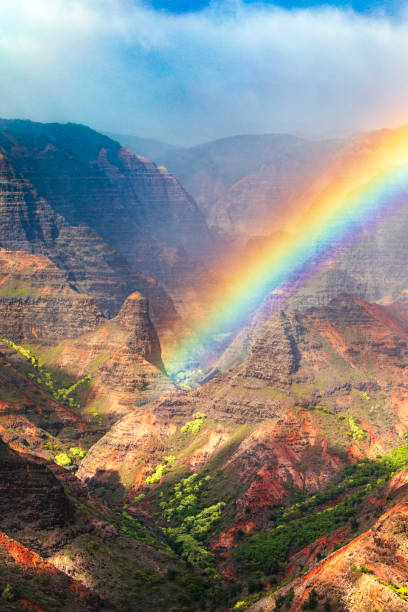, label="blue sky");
[1,0,408,145]
[148,1,403,15]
